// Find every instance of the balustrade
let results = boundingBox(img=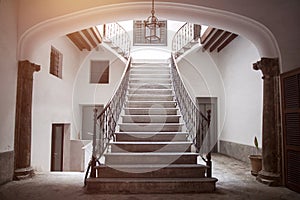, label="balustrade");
[103,23,131,58]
